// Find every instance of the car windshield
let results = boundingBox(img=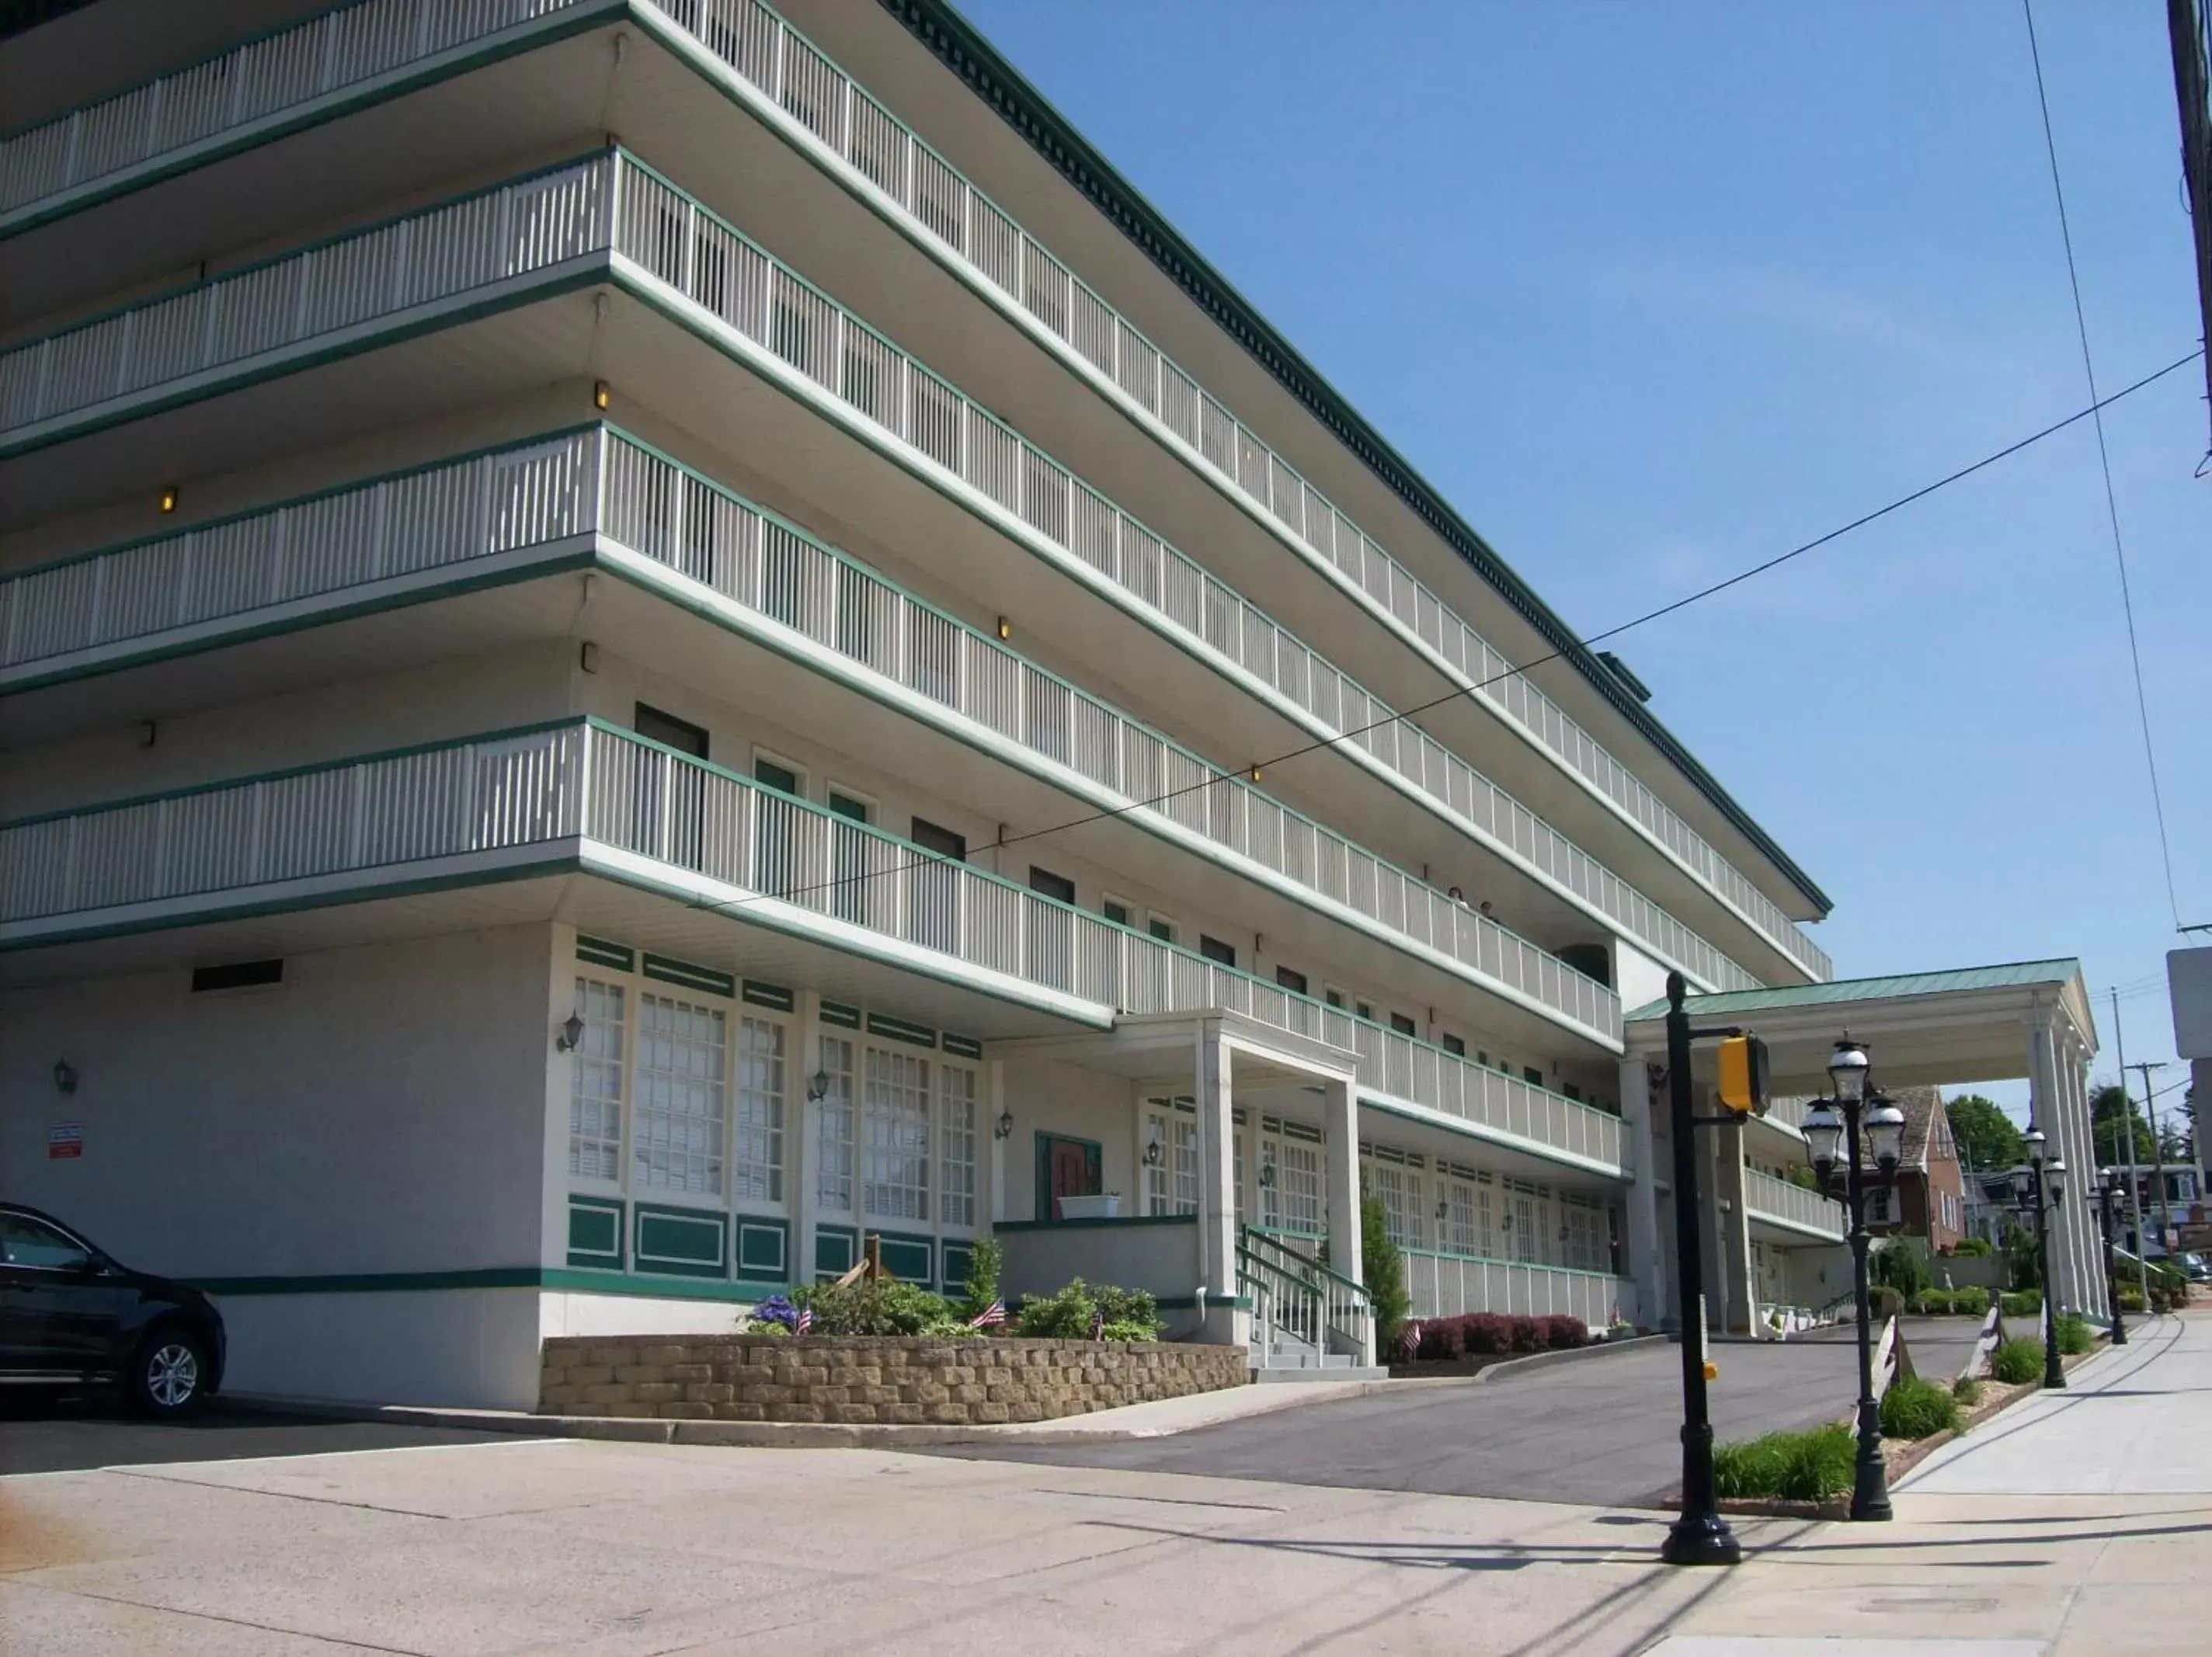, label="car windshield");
[0,1214,94,1270]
